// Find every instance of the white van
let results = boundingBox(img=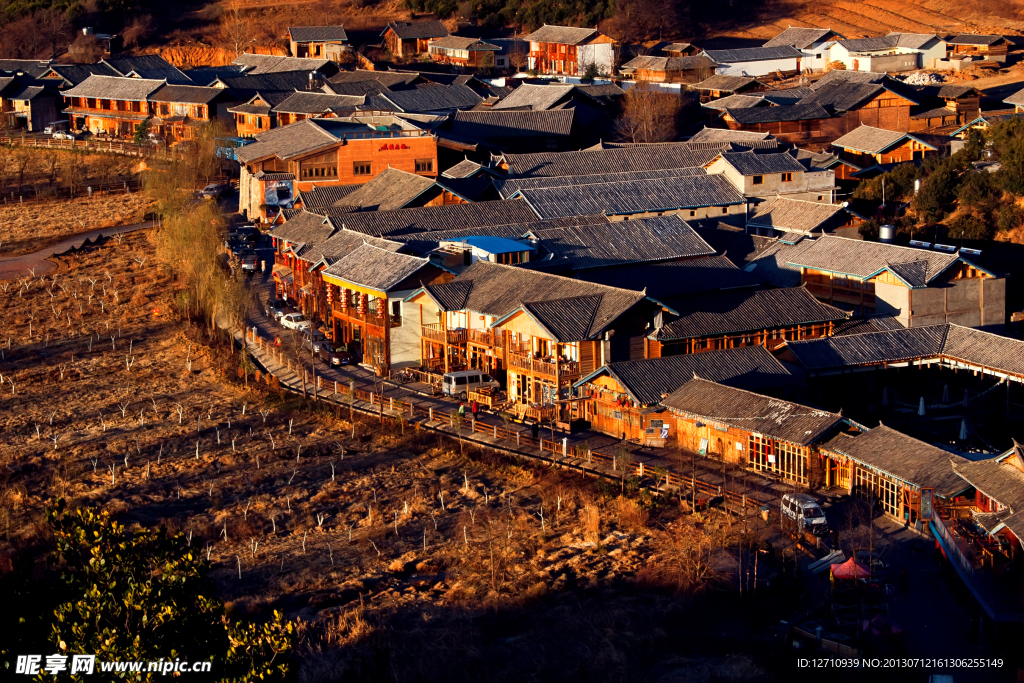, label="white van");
[441,370,500,400]
[43,120,69,135]
[781,493,829,536]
